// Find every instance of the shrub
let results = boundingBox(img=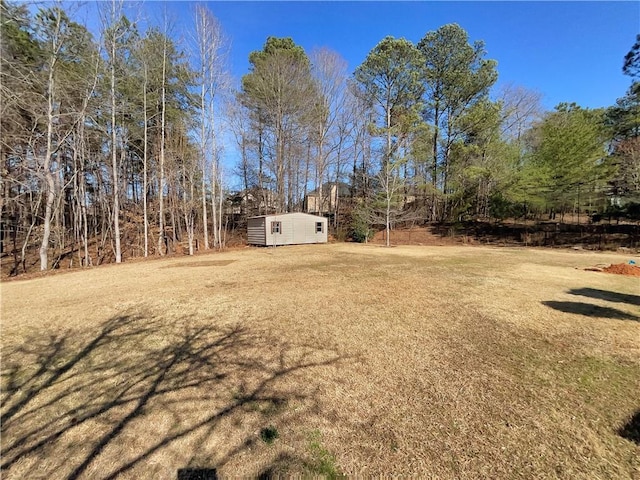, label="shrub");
[349,205,373,243]
[259,425,279,444]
